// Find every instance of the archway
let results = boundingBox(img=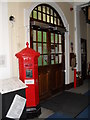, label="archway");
[24,2,70,92]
